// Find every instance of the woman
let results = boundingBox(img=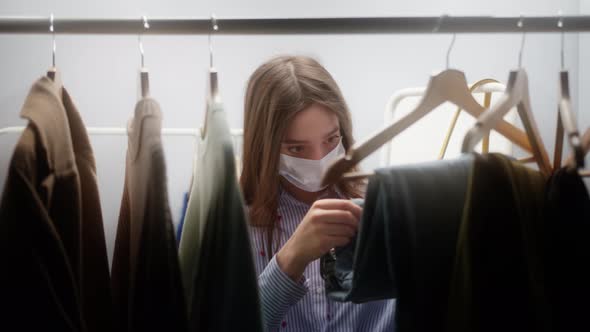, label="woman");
[241,55,395,331]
